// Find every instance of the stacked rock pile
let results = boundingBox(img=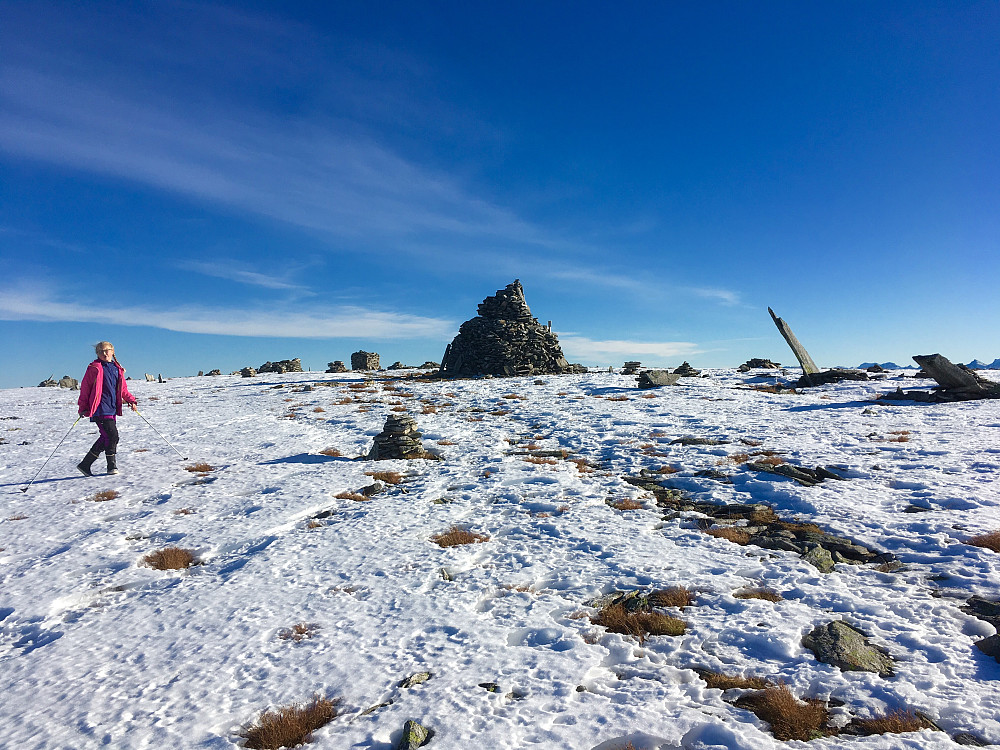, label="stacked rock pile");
[326,361,347,373]
[259,358,303,374]
[240,367,256,378]
[366,414,430,460]
[622,361,642,375]
[673,361,701,377]
[38,375,78,389]
[439,280,584,378]
[352,351,380,370]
